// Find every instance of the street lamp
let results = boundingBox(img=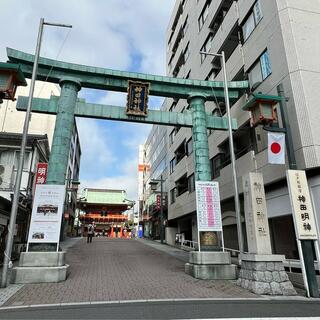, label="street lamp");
[200,50,244,254]
[0,62,27,103]
[149,175,165,244]
[1,18,72,288]
[123,198,136,224]
[242,85,319,297]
